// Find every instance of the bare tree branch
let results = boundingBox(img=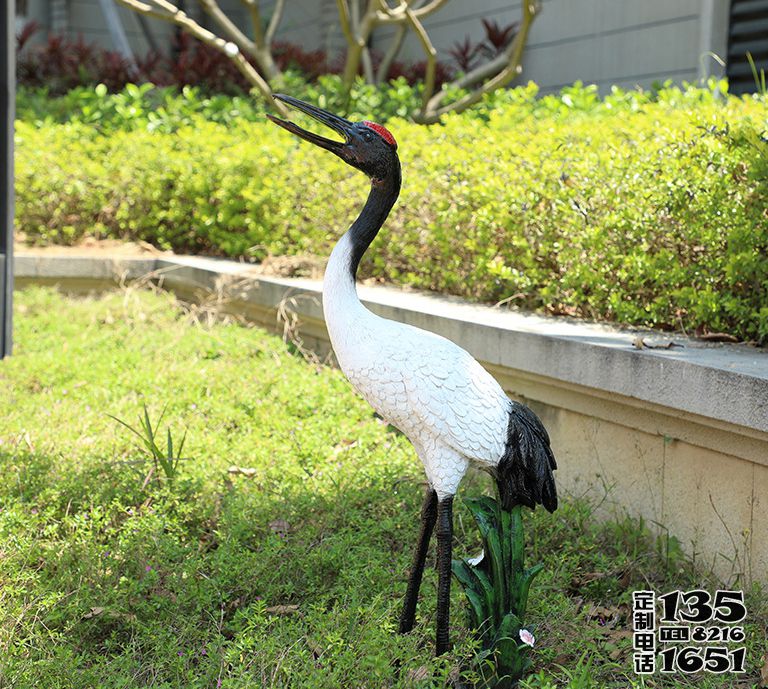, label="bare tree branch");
[375,22,406,83]
[338,0,378,86]
[403,7,436,111]
[373,0,433,82]
[351,0,373,83]
[453,50,511,90]
[415,0,540,123]
[265,0,285,45]
[351,0,362,32]
[412,0,449,17]
[114,0,288,114]
[112,0,172,22]
[198,0,257,56]
[197,0,281,79]
[375,0,446,21]
[239,0,266,46]
[361,47,375,83]
[336,0,356,45]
